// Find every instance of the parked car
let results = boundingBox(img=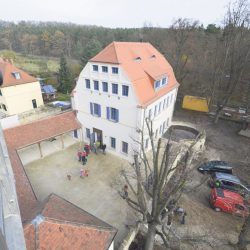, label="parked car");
[198,160,232,174]
[210,188,249,217]
[210,172,250,196]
